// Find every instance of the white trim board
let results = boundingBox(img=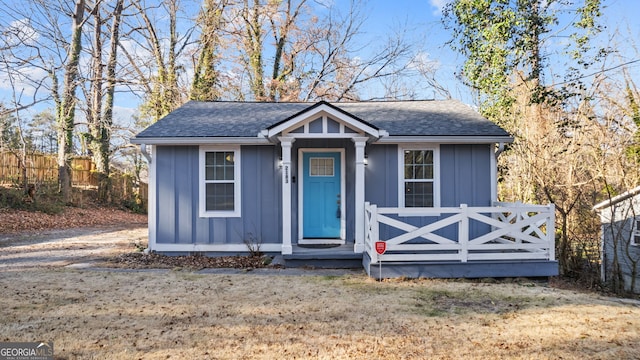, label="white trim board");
[298,238,345,245]
[198,145,242,218]
[131,137,272,145]
[148,145,157,250]
[375,136,513,144]
[151,243,283,253]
